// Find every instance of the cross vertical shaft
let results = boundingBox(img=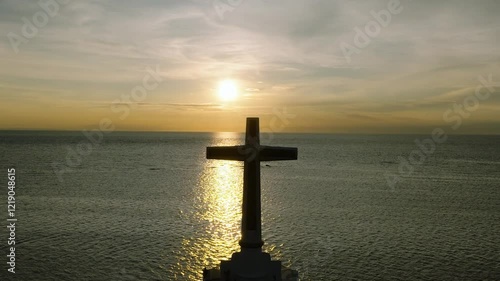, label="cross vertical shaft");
[241,117,263,249]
